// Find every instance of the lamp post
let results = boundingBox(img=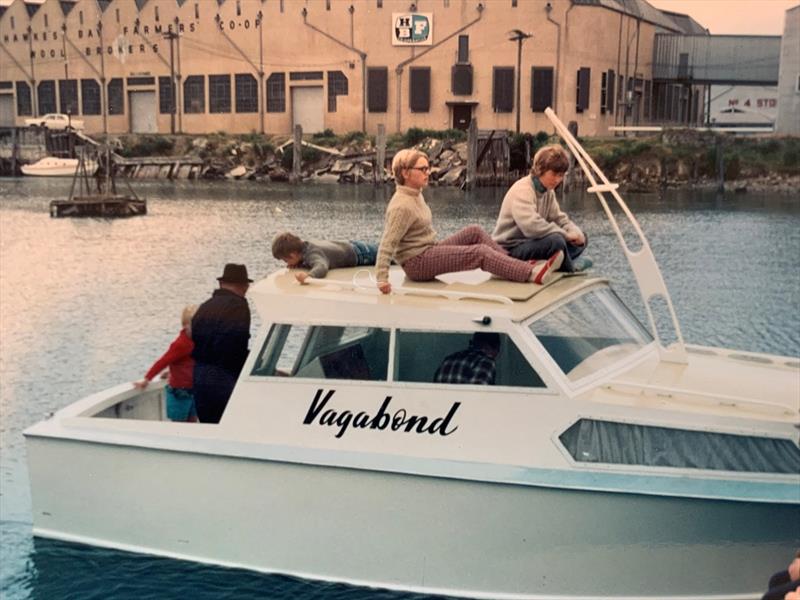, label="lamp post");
[508,29,531,134]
